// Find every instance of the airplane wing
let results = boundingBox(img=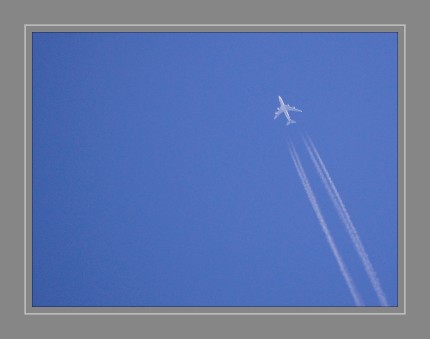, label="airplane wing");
[274,109,282,119]
[288,107,302,113]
